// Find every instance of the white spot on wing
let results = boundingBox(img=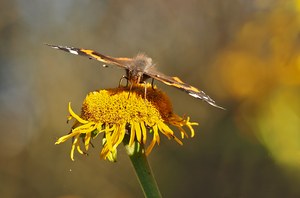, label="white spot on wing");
[189,93,200,98]
[67,48,79,55]
[189,92,225,109]
[207,101,226,110]
[189,92,209,100]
